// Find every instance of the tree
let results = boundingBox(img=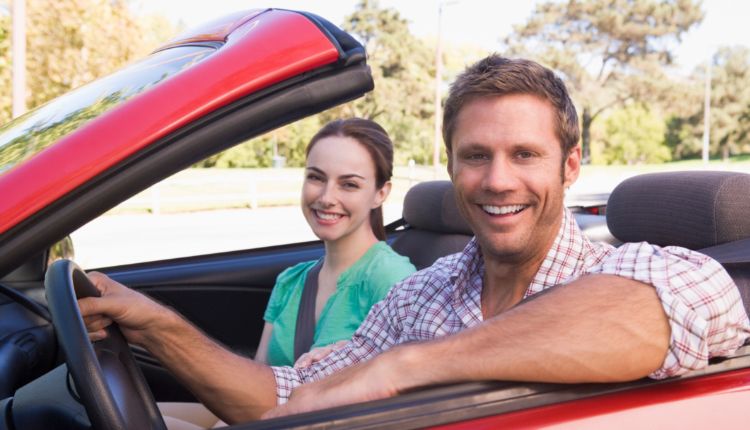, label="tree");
[707,47,750,160]
[504,0,703,163]
[0,3,12,125]
[326,0,436,165]
[0,0,176,126]
[599,104,670,164]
